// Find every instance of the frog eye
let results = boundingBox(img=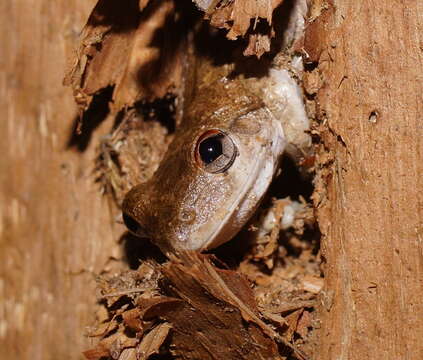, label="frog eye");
[194,130,238,173]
